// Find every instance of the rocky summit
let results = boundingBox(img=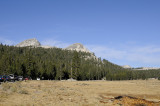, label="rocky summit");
[16,38,41,47]
[15,39,91,53]
[15,38,96,59]
[122,65,132,69]
[65,43,91,53]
